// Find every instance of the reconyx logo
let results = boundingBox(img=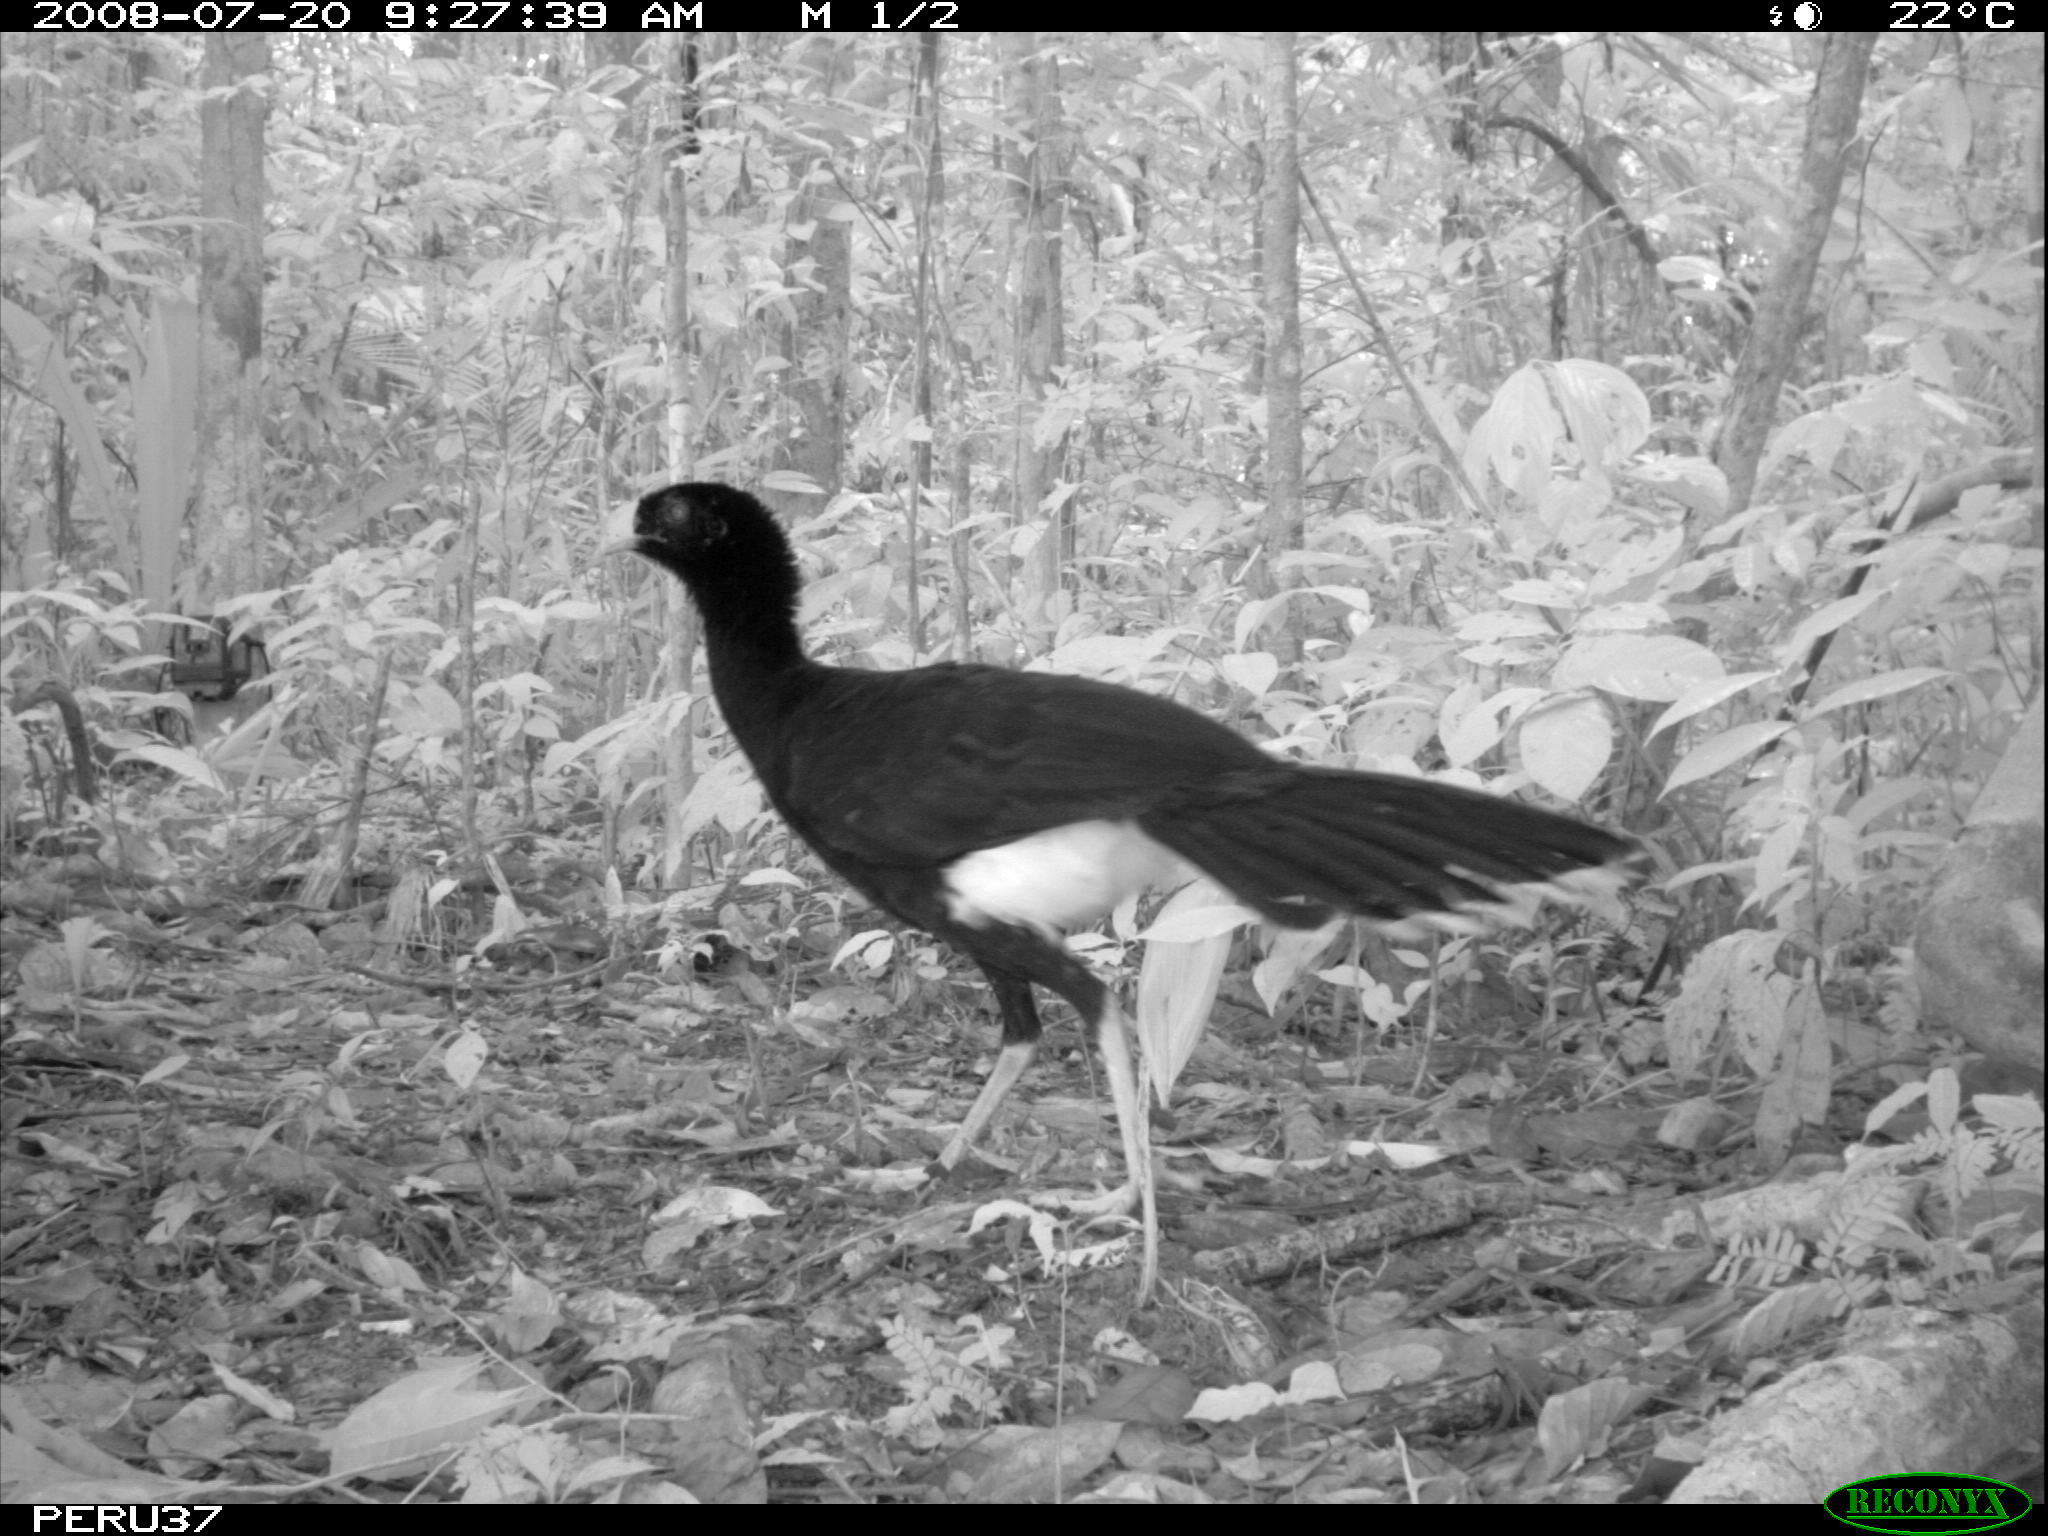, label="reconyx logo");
[1825,1473,2031,1534]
